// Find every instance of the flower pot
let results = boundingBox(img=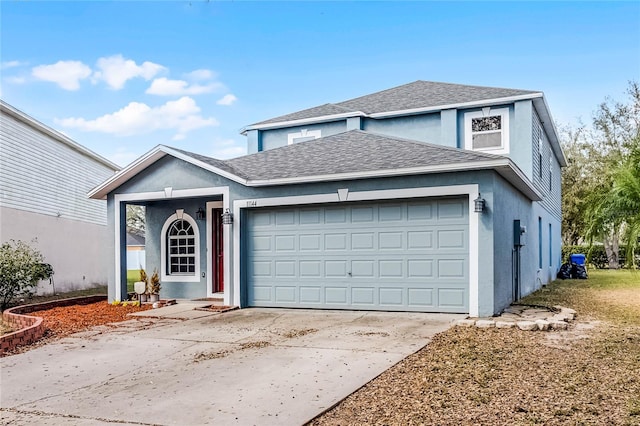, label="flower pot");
[149,294,160,302]
[139,294,148,303]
